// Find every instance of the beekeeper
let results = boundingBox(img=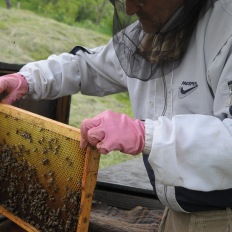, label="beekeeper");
[1,0,232,231]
